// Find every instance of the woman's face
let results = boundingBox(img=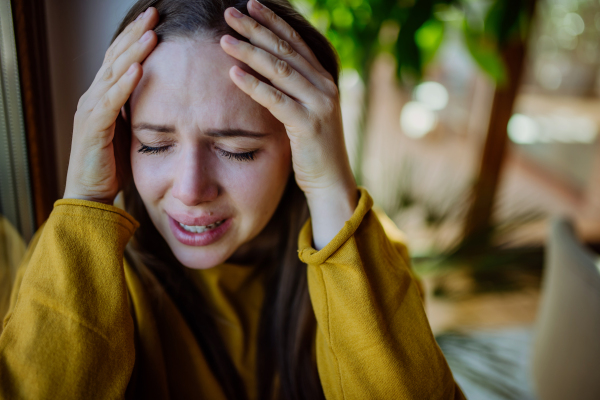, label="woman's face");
[129,38,292,269]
